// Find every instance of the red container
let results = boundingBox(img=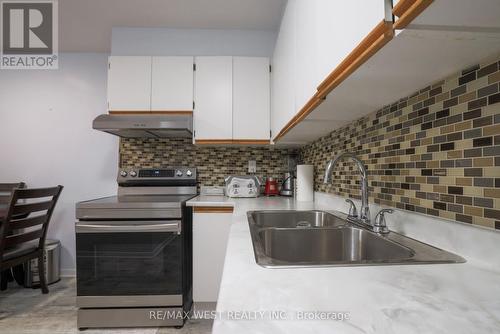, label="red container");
[264,177,279,196]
